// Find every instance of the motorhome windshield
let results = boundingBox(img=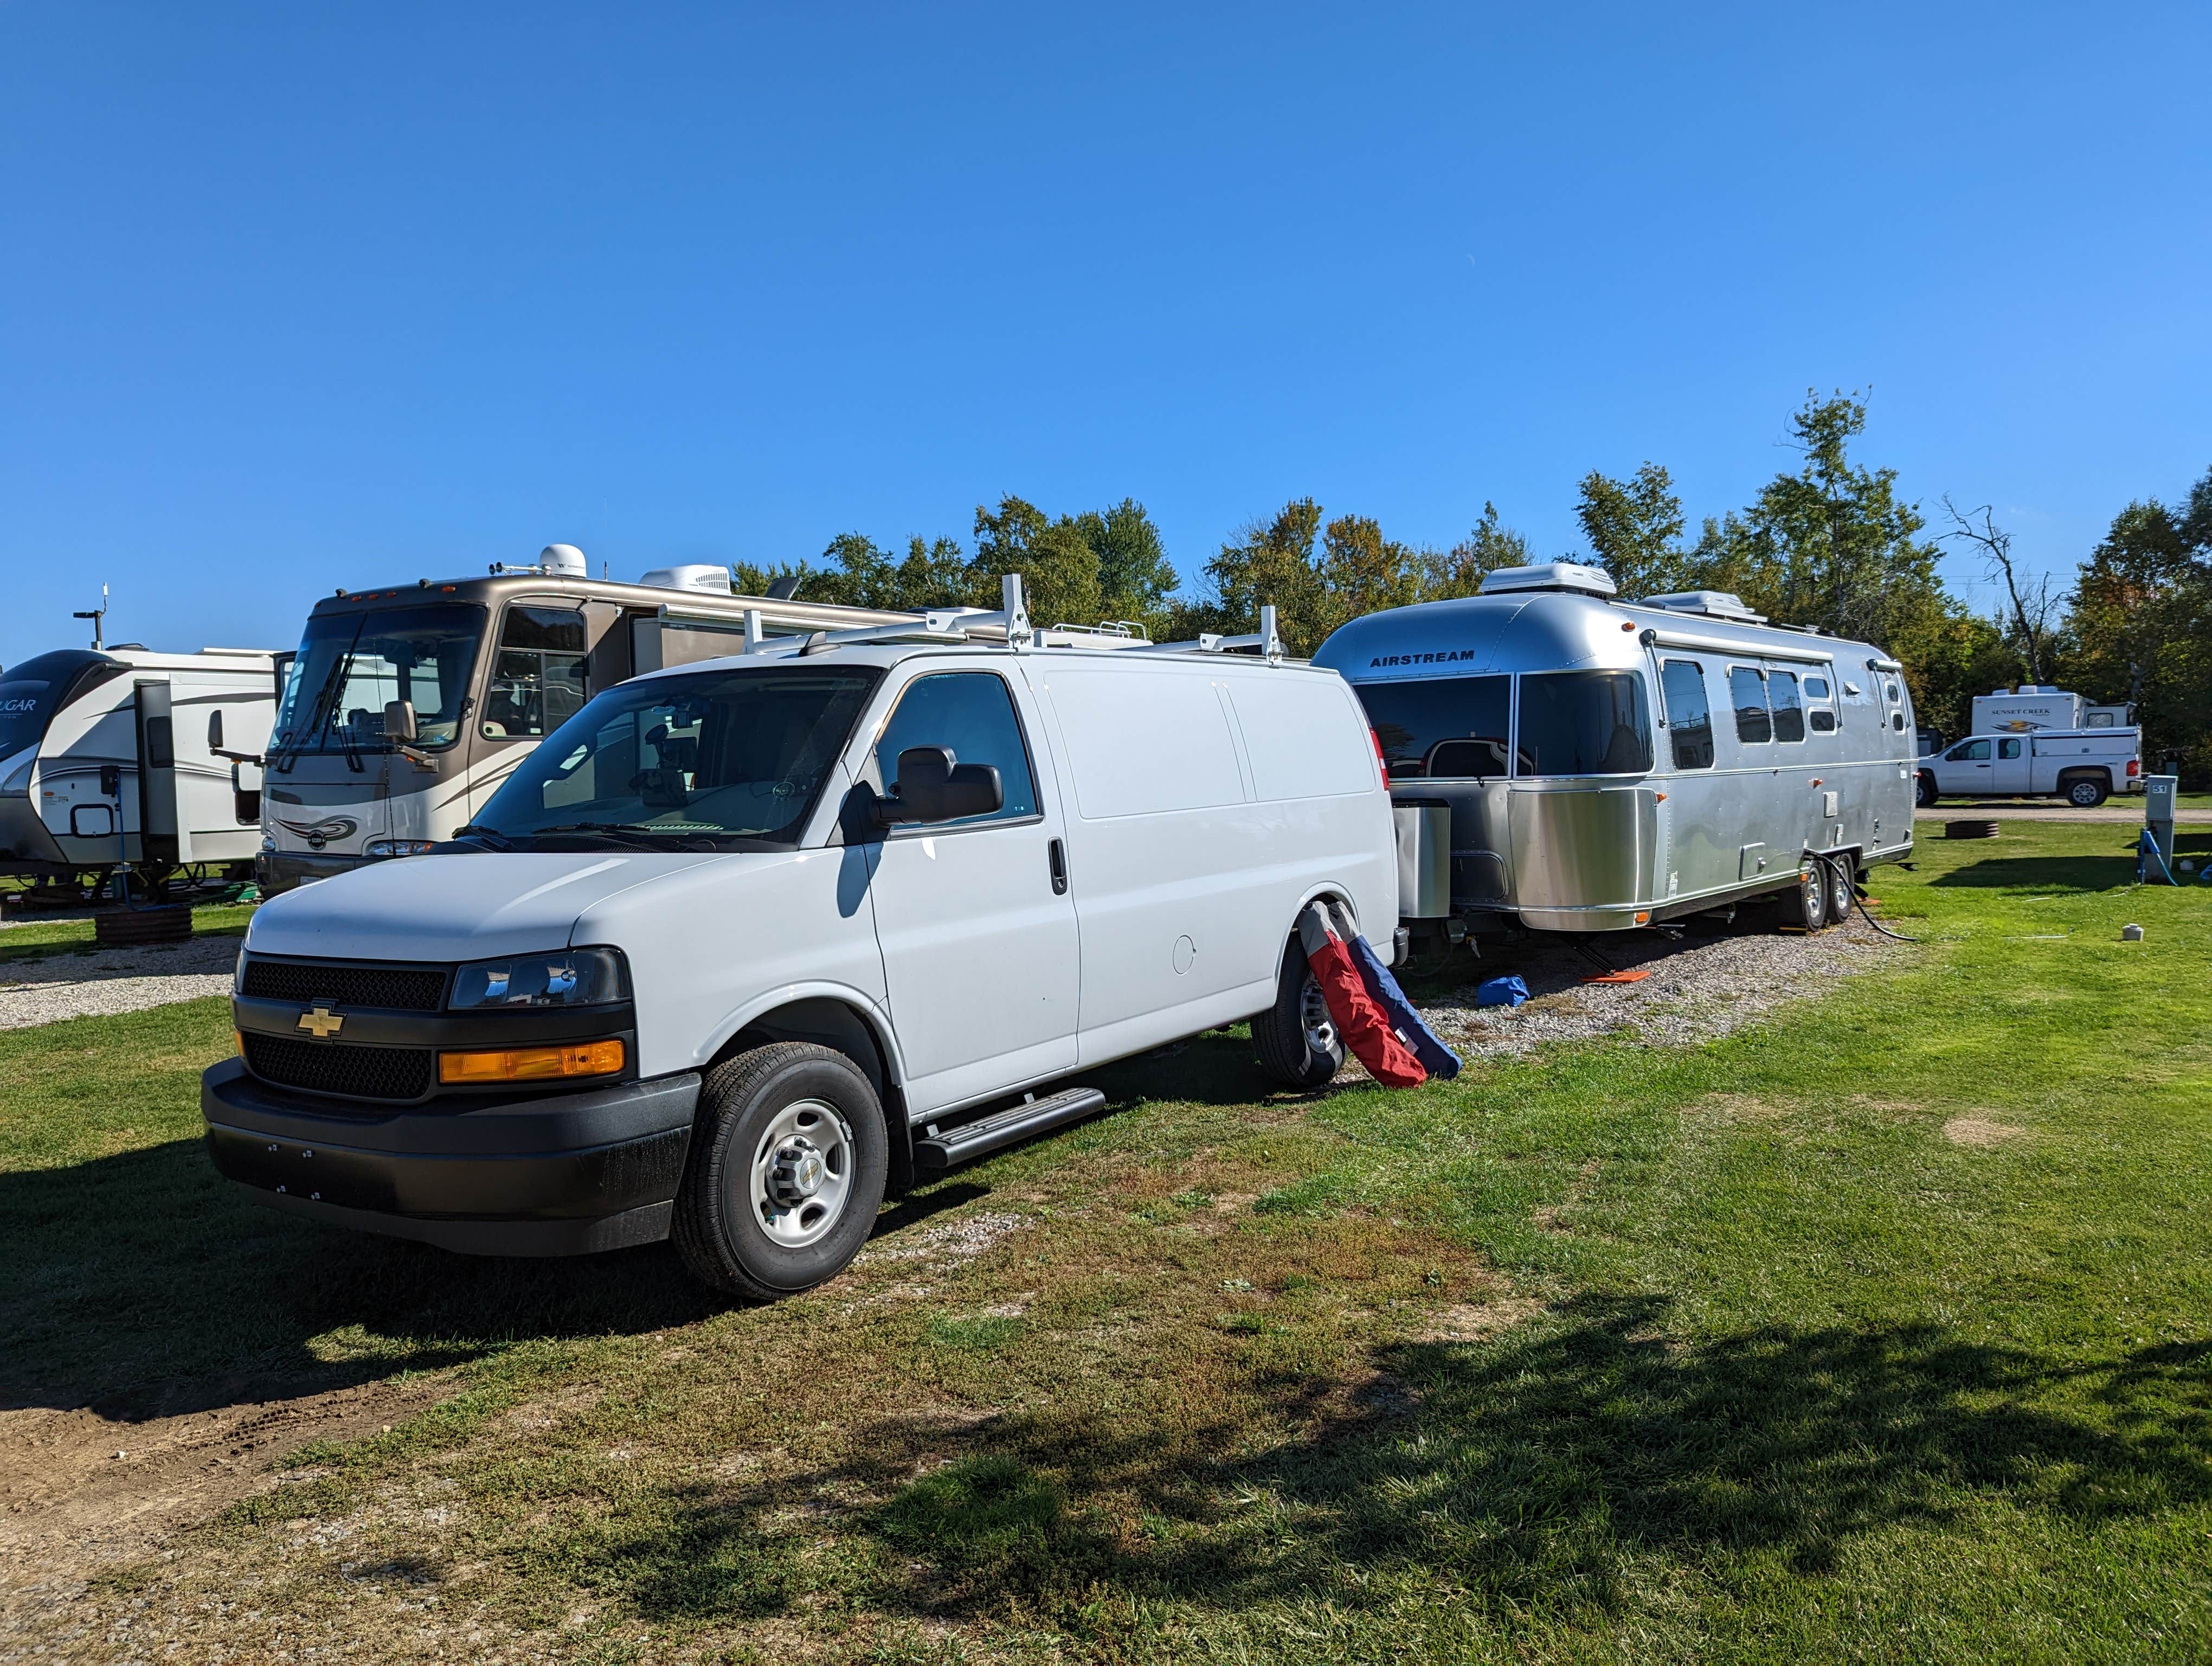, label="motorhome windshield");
[0,651,120,761]
[273,604,486,760]
[470,666,882,850]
